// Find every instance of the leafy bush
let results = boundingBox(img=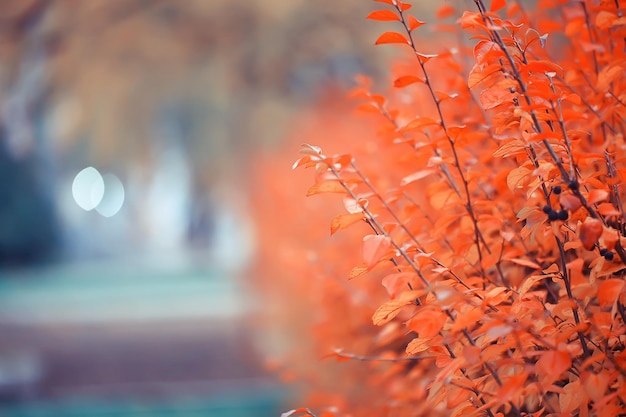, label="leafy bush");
[253,1,626,416]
